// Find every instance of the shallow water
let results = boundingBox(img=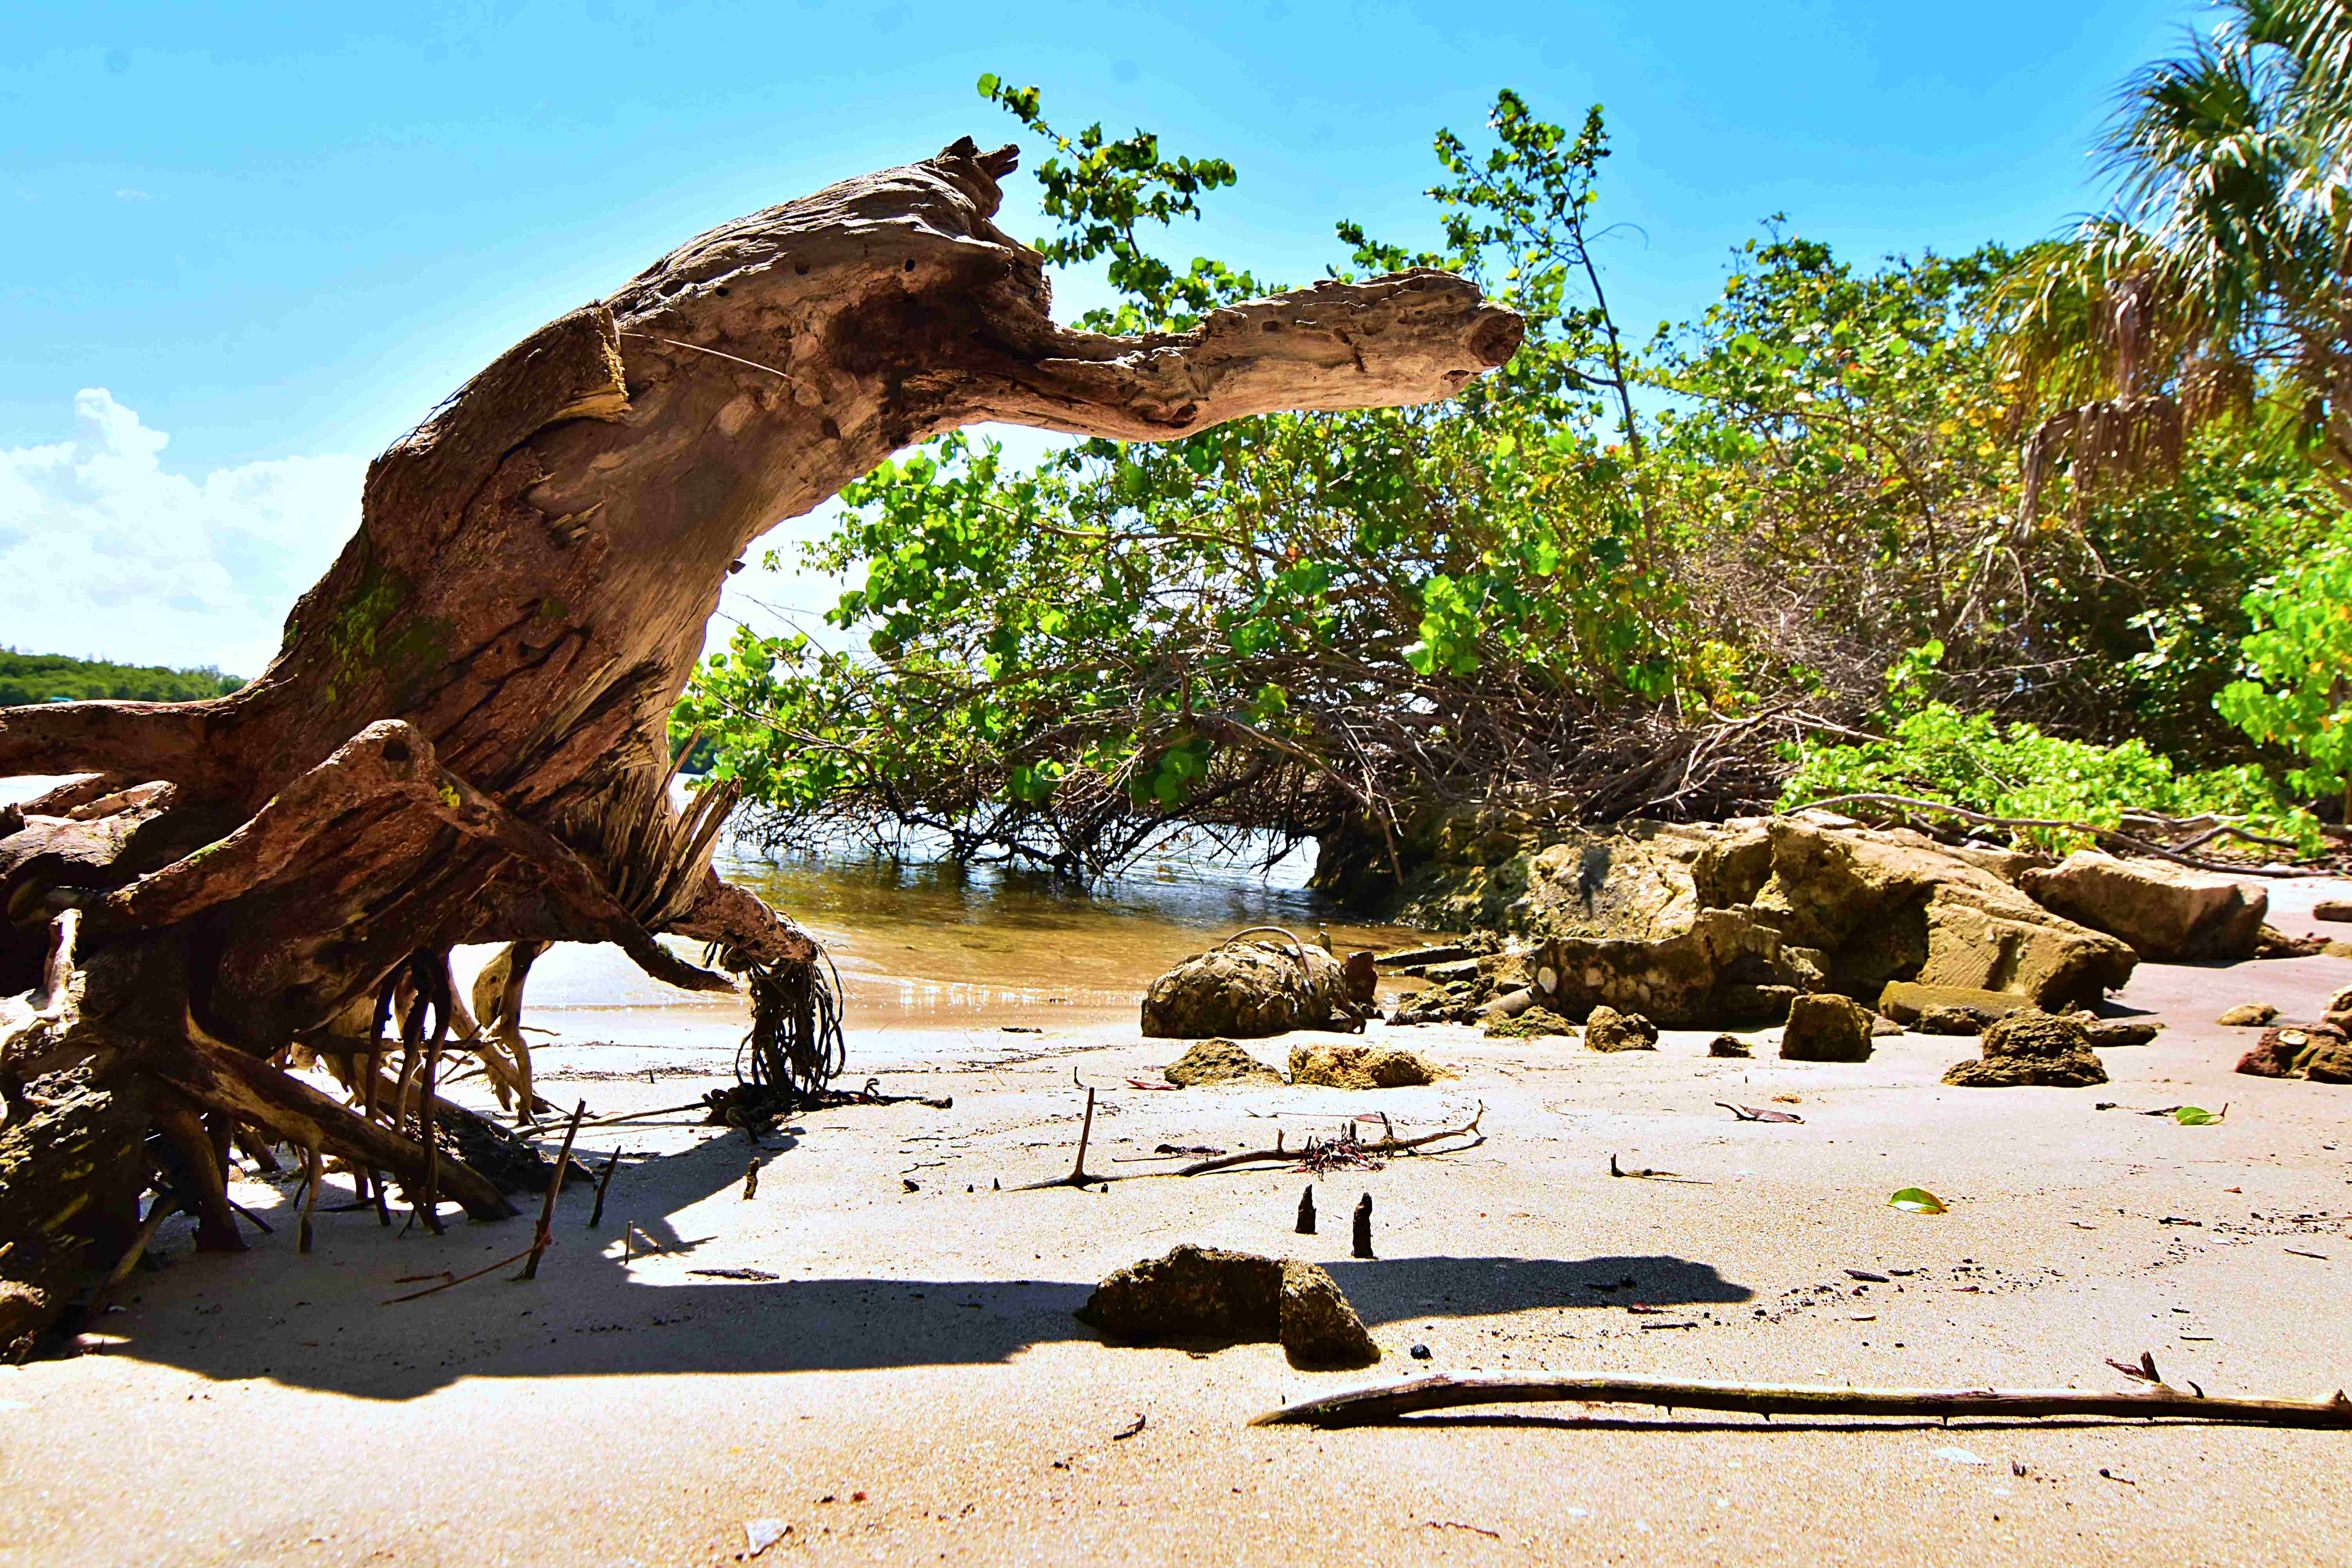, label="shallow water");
[520,849,1432,1032]
[1,771,1432,1036]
